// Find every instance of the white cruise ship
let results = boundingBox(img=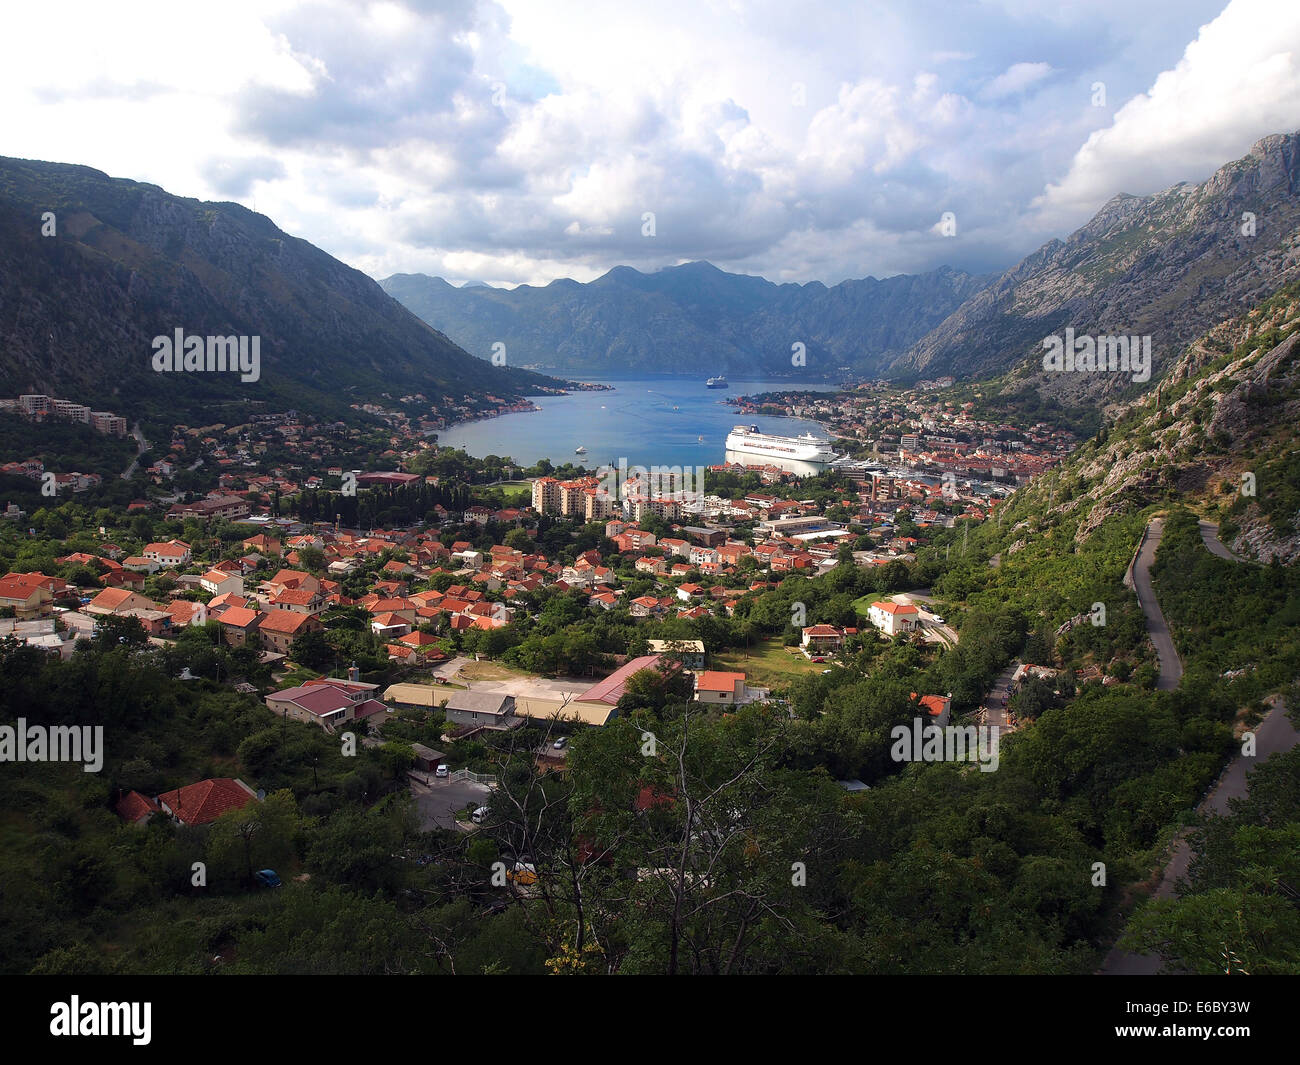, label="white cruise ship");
[724,424,838,464]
